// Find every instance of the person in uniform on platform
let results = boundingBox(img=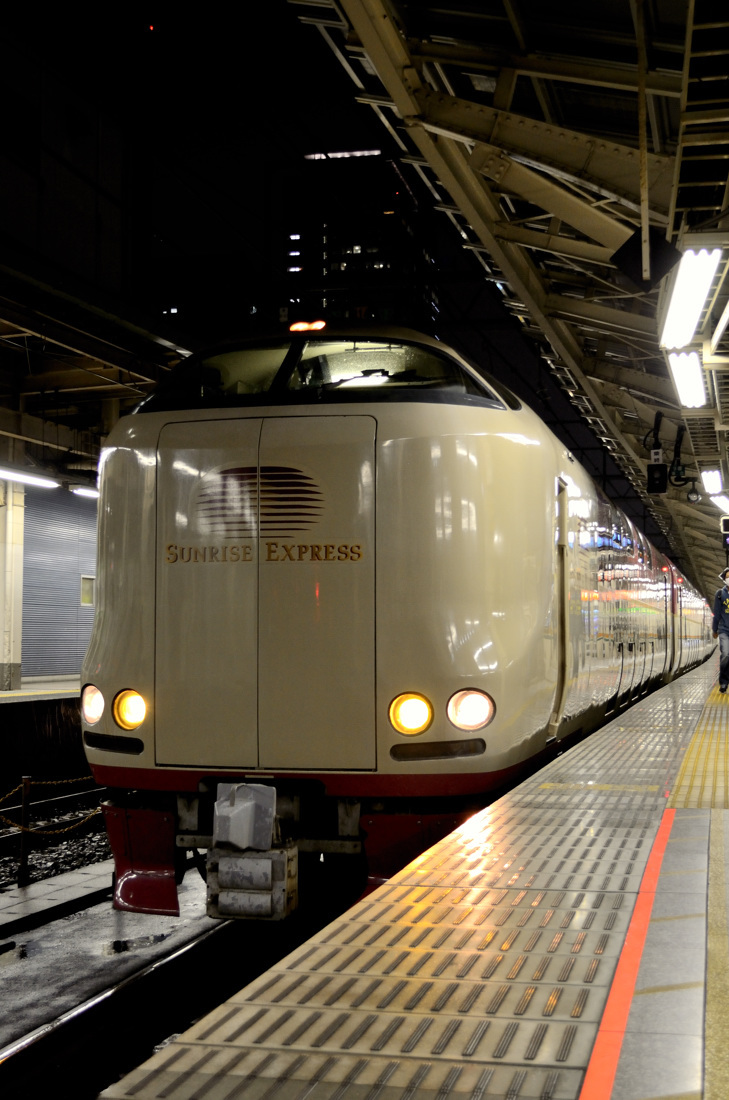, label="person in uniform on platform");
[712,567,729,692]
